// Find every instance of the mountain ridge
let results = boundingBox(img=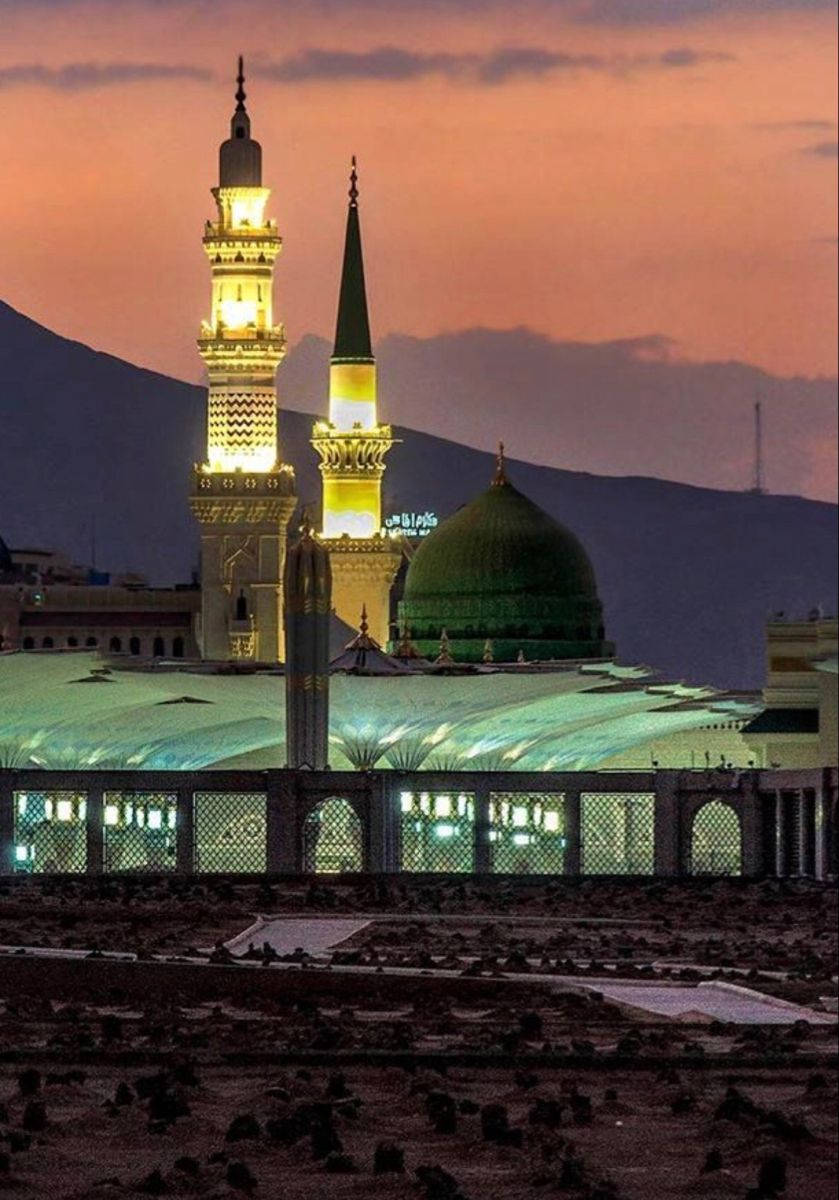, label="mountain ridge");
[1,299,835,689]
